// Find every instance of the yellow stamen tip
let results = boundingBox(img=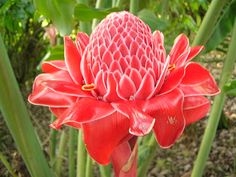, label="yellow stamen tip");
[82,83,96,91]
[168,64,176,71]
